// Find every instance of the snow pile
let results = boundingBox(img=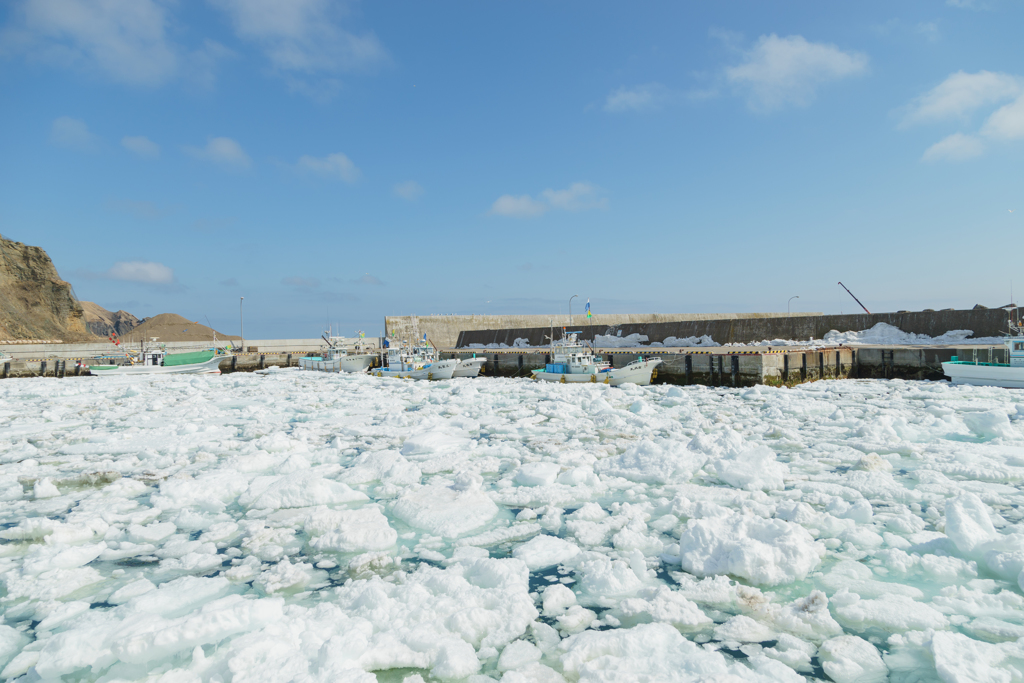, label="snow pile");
[1,373,1024,680]
[465,337,533,349]
[822,322,1001,346]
